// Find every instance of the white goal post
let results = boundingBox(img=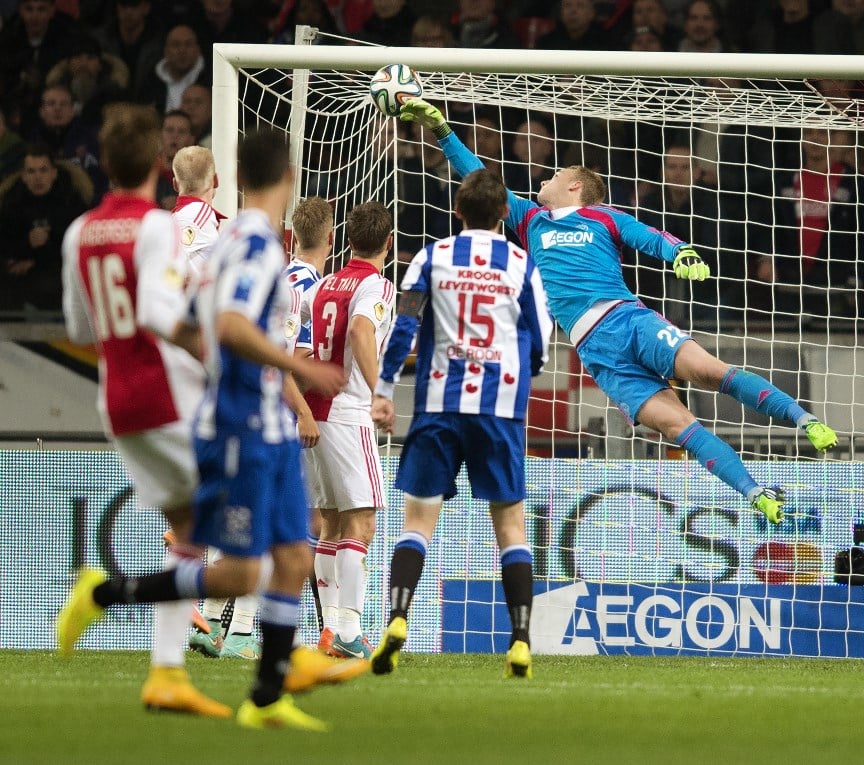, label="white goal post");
[212,39,864,658]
